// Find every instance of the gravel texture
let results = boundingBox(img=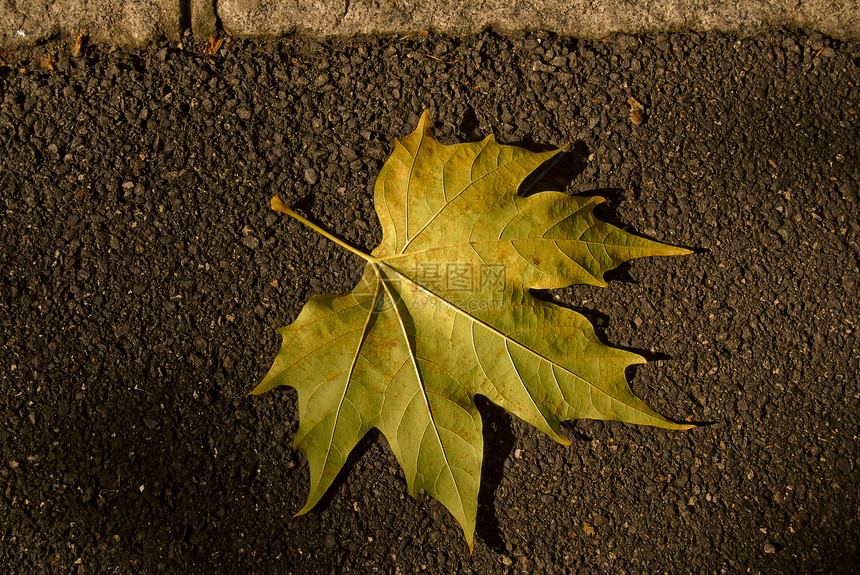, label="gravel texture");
[0,30,858,573]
